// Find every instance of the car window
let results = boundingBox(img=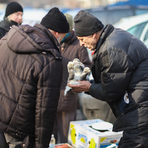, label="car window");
[144,29,148,47]
[144,28,148,42]
[127,22,147,39]
[145,40,148,47]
